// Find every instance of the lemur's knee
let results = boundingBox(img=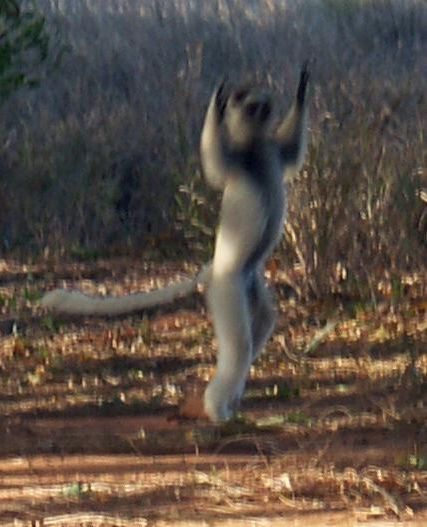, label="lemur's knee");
[251,290,277,360]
